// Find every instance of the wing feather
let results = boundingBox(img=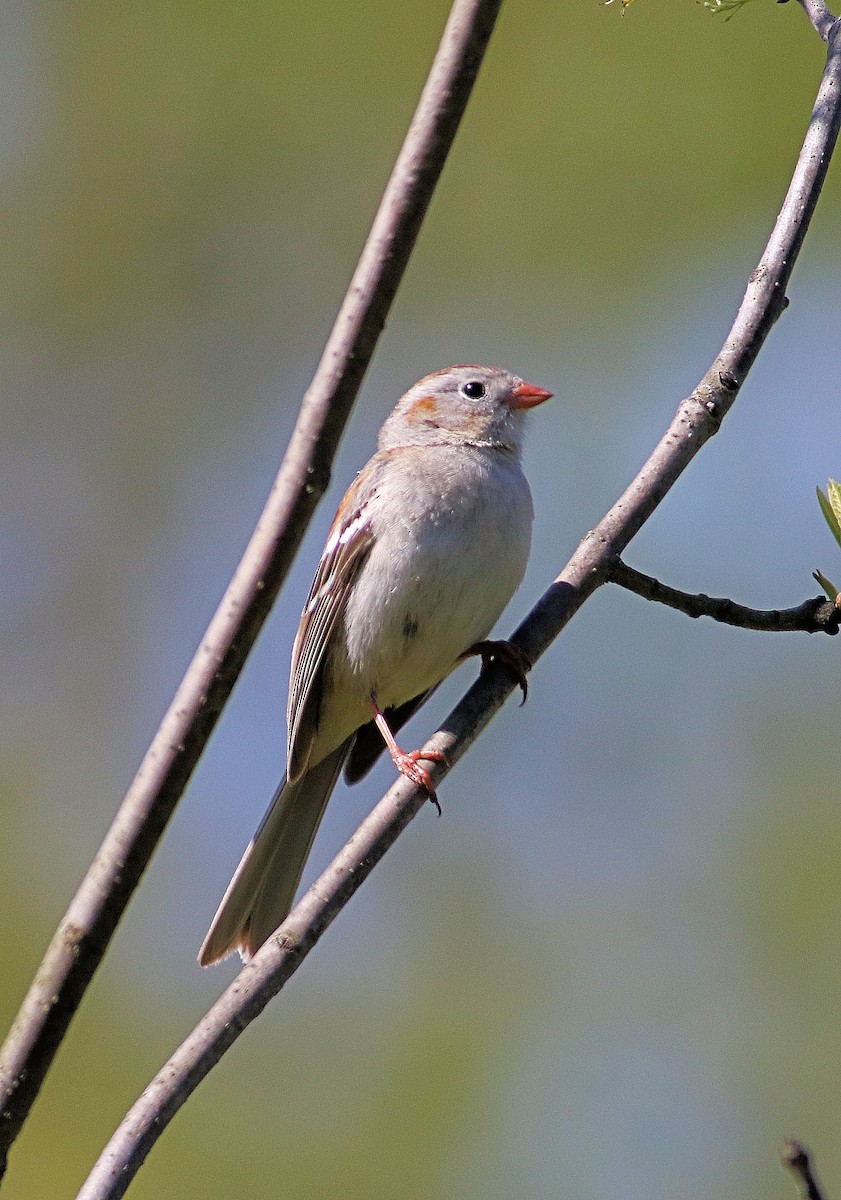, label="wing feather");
[286,501,375,779]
